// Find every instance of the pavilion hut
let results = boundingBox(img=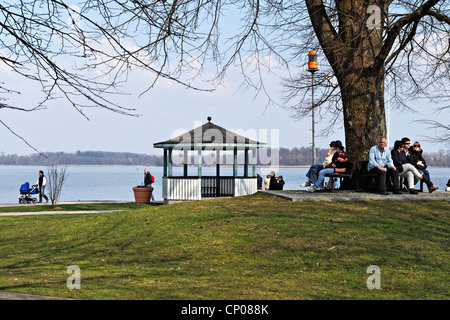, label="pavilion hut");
[153,117,267,204]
